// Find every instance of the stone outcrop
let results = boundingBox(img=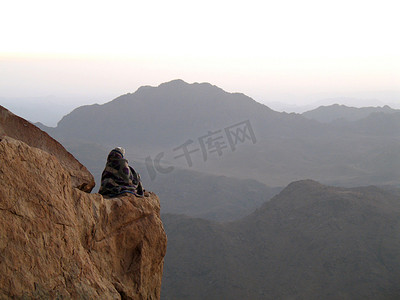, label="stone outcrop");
[0,120,167,298]
[0,105,94,192]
